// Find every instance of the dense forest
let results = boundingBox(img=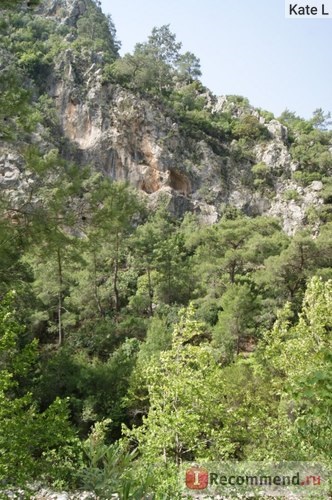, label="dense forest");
[0,0,332,498]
